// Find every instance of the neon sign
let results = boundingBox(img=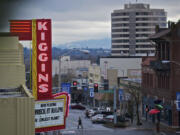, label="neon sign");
[32,19,52,100]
